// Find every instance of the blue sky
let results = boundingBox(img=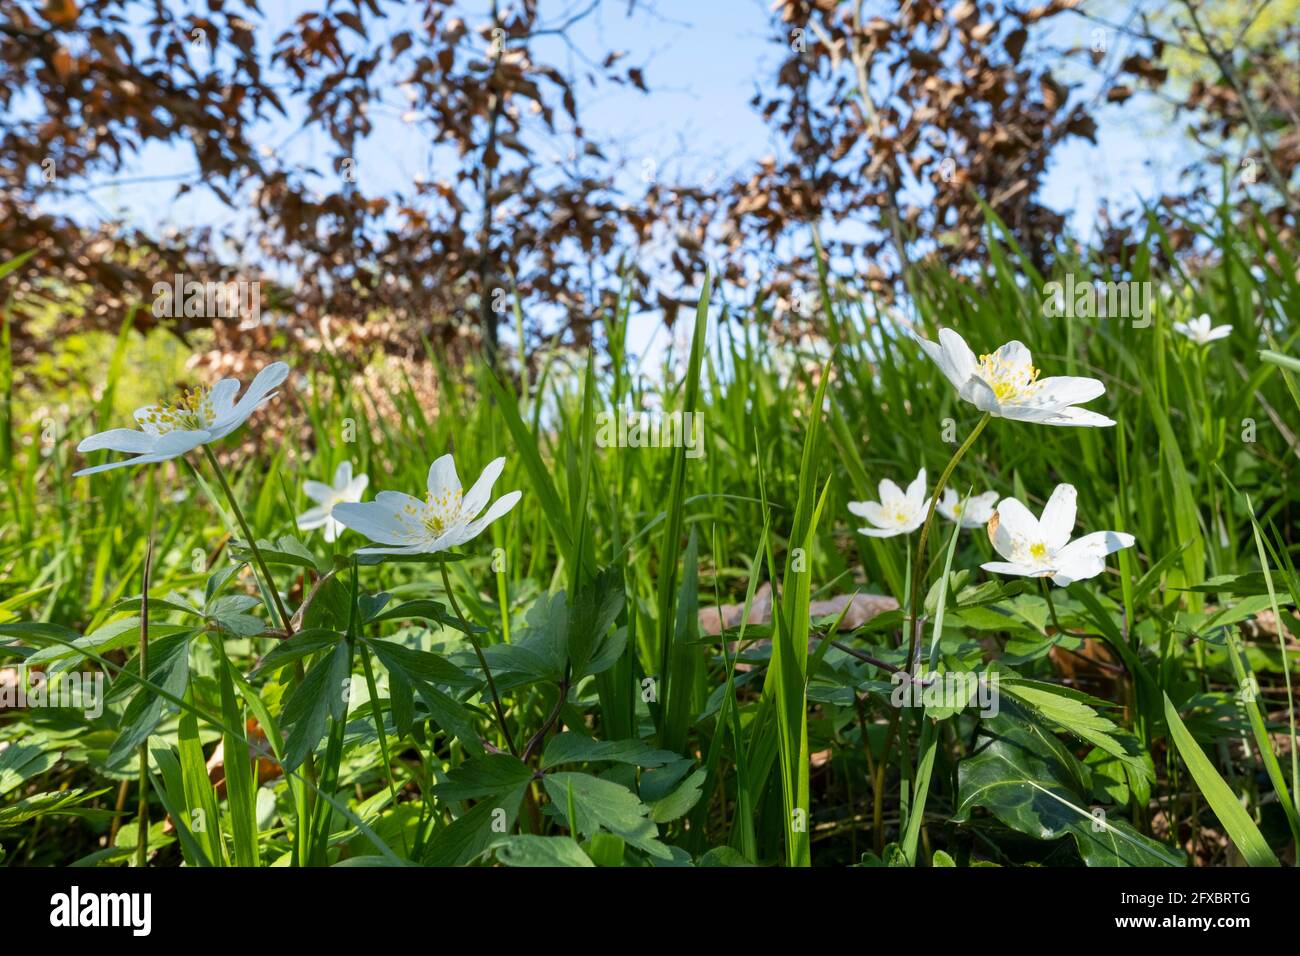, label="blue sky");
[57,0,1189,365]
